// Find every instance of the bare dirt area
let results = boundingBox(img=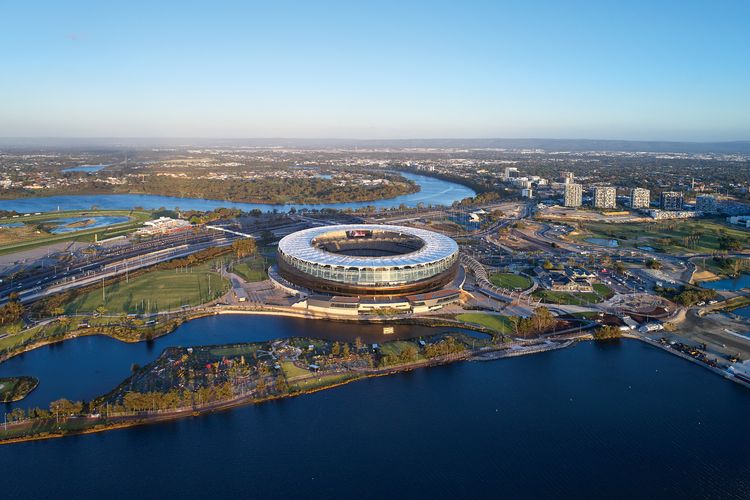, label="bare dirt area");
[673,309,750,360]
